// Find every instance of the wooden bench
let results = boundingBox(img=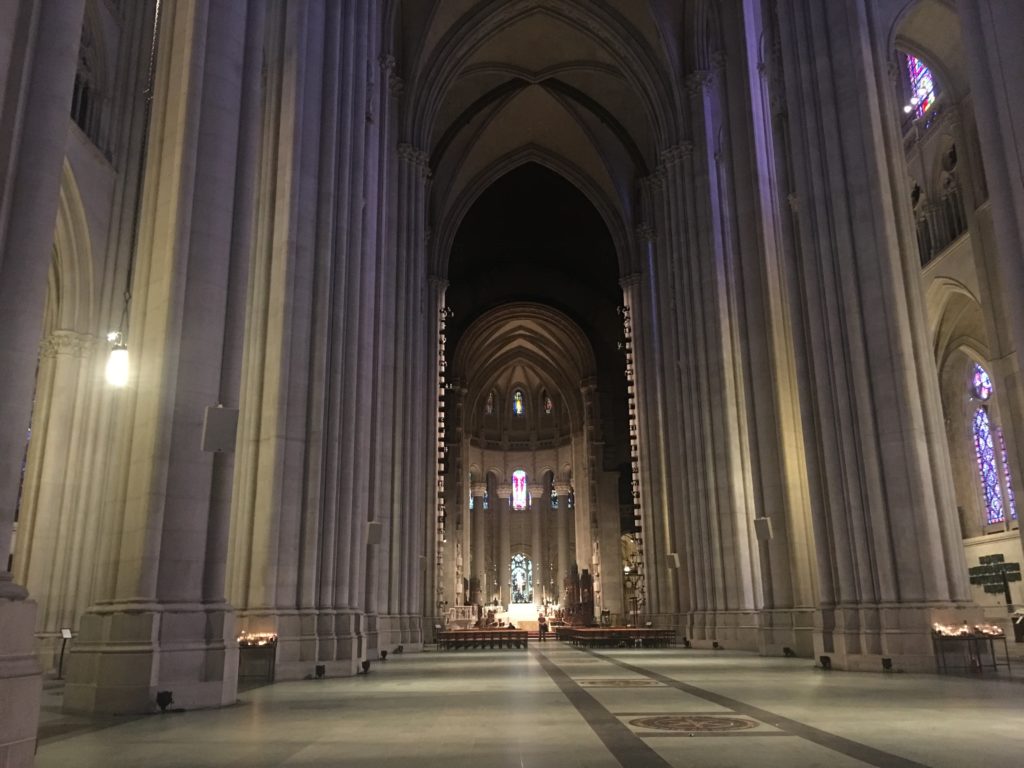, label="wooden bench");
[565,627,676,648]
[437,629,529,650]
